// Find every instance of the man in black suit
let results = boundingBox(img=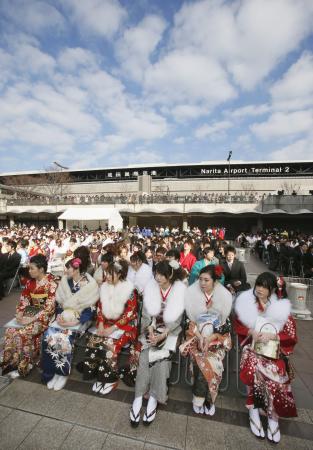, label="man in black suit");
[221,245,249,294]
[293,242,308,276]
[303,245,313,278]
[0,240,21,300]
